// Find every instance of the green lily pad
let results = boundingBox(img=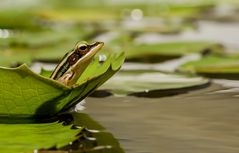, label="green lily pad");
[36,9,120,23]
[179,54,239,79]
[0,44,75,67]
[0,10,41,30]
[1,28,89,48]
[0,28,98,66]
[0,112,125,153]
[125,41,224,62]
[153,2,215,19]
[0,122,81,153]
[40,1,215,20]
[98,70,209,97]
[126,20,196,34]
[0,1,216,29]
[0,52,125,119]
[0,48,32,67]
